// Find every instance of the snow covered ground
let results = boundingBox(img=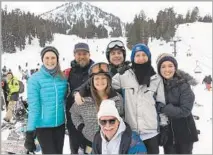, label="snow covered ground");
[1,22,212,154]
